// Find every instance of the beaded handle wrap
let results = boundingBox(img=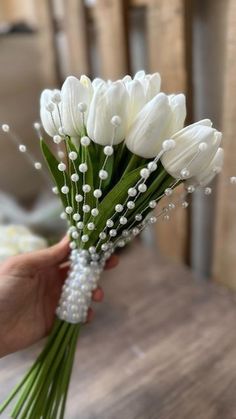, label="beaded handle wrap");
[56,249,104,323]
